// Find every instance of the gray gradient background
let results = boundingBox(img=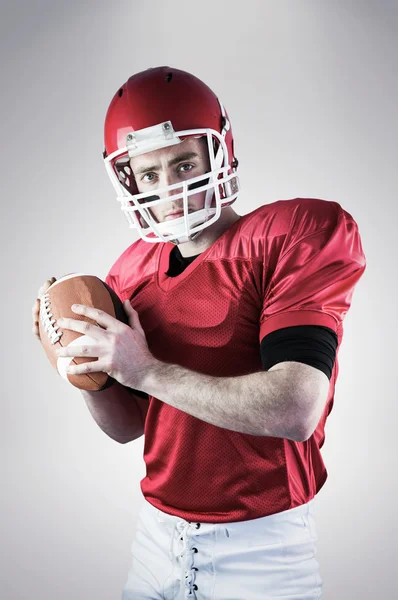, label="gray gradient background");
[1,1,396,598]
